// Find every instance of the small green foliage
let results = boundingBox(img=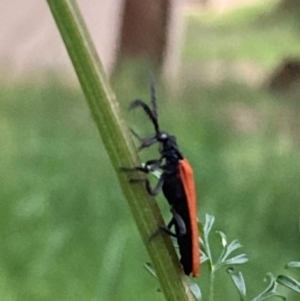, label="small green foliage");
[276,260,300,293]
[144,262,157,278]
[251,273,286,301]
[284,261,300,269]
[227,268,246,301]
[187,279,202,300]
[228,269,286,301]
[215,233,248,269]
[201,214,248,273]
[276,275,300,293]
[144,262,202,300]
[200,214,293,301]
